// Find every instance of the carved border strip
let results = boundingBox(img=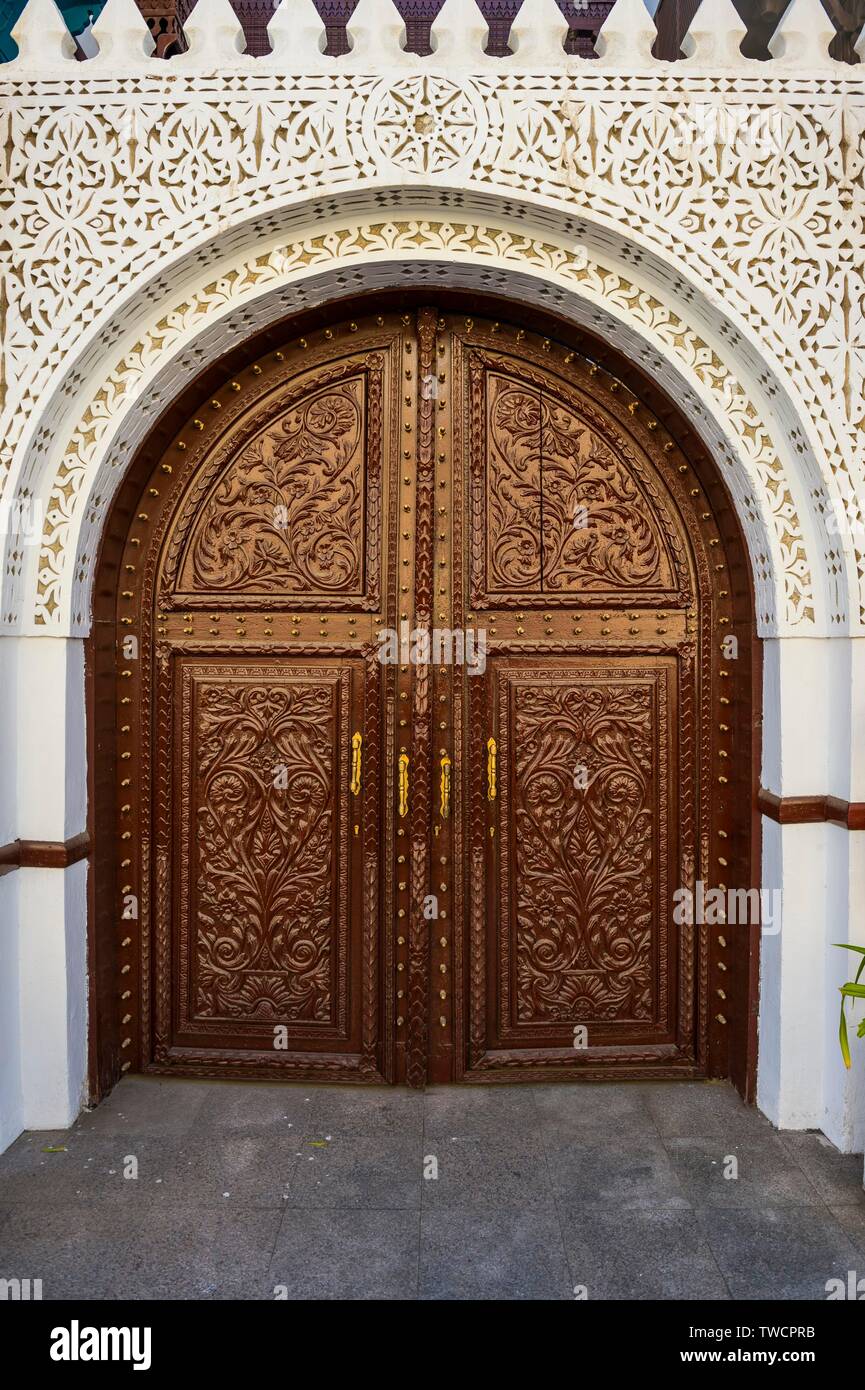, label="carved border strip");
[406,307,437,1088]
